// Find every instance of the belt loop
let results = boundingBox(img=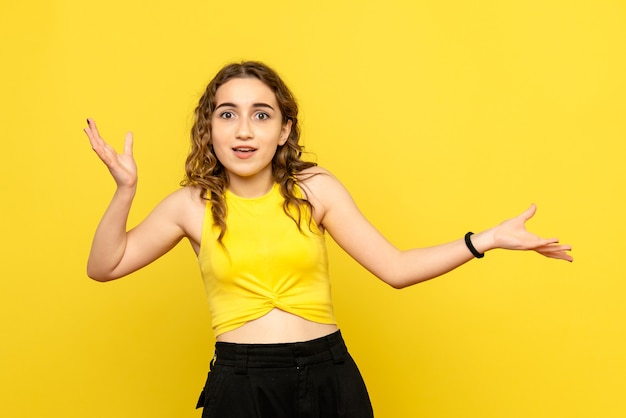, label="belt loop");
[235,345,248,375]
[328,333,346,364]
